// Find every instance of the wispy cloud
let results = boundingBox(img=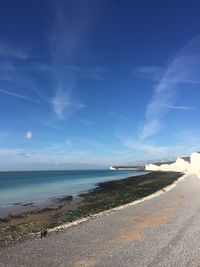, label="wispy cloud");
[118,134,169,156]
[0,39,29,60]
[134,66,164,81]
[0,89,42,104]
[135,65,200,84]
[139,36,200,140]
[164,105,195,110]
[48,1,92,120]
[16,151,34,158]
[51,86,85,119]
[50,0,89,62]
[139,119,161,140]
[118,132,200,162]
